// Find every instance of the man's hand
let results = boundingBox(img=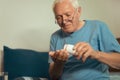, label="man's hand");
[49,49,69,64]
[73,42,98,62]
